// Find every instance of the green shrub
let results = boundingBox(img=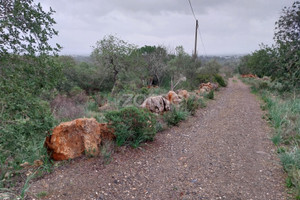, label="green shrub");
[280,149,300,171]
[104,106,157,147]
[181,95,203,116]
[139,87,150,95]
[86,101,99,112]
[205,90,214,100]
[214,74,227,87]
[258,81,269,90]
[196,74,211,84]
[198,98,206,108]
[0,96,55,188]
[163,107,189,126]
